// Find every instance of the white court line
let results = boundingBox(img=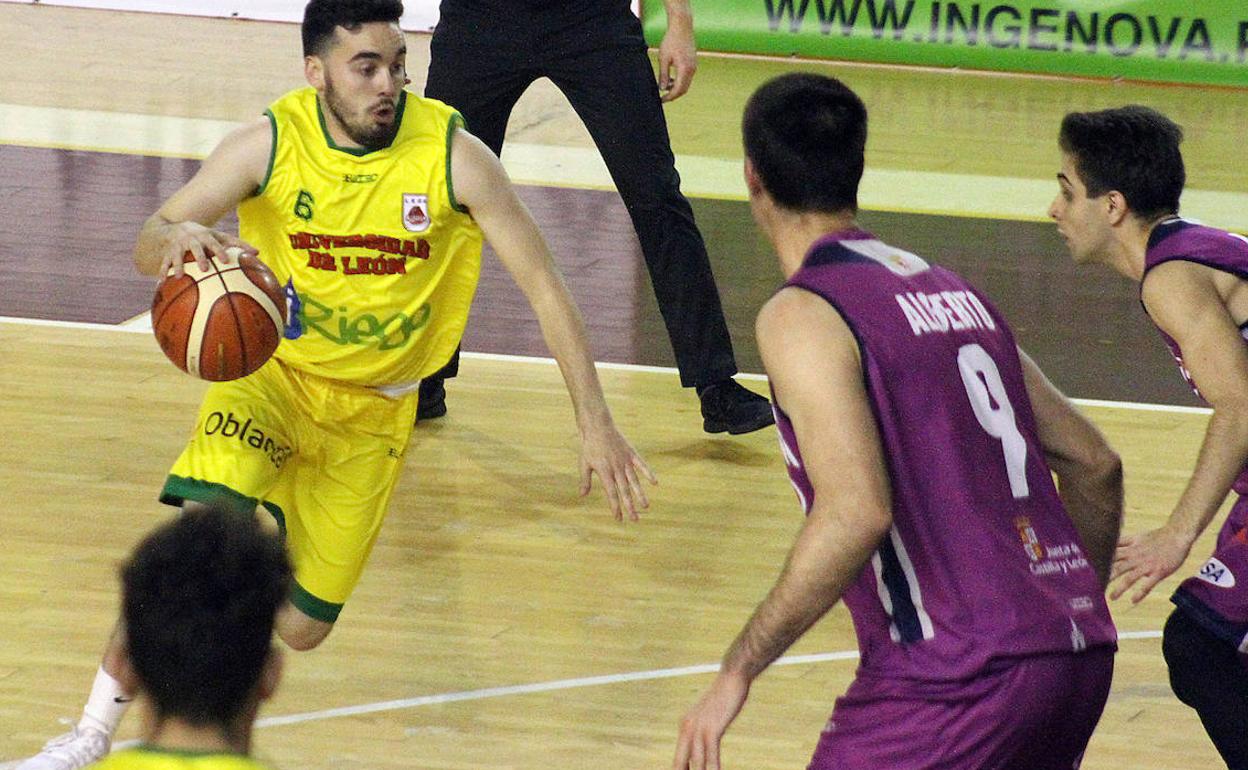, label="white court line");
[0,632,1168,762]
[0,315,143,333]
[112,630,1165,744]
[0,314,1209,415]
[1073,397,1211,416]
